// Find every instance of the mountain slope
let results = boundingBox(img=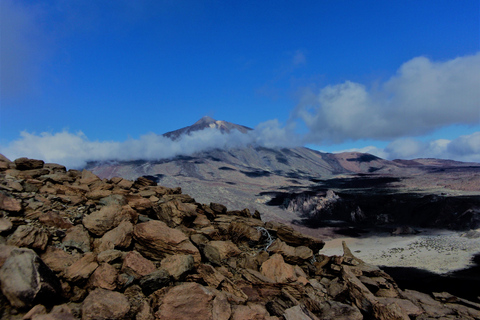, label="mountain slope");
[86,117,480,230]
